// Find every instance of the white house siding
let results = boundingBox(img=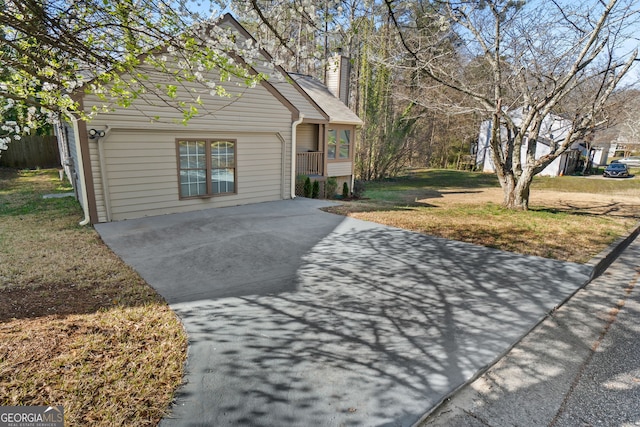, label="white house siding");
[82,63,293,222]
[481,136,564,177]
[56,122,83,204]
[477,120,576,177]
[538,156,561,176]
[296,124,318,152]
[476,121,492,172]
[591,147,608,167]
